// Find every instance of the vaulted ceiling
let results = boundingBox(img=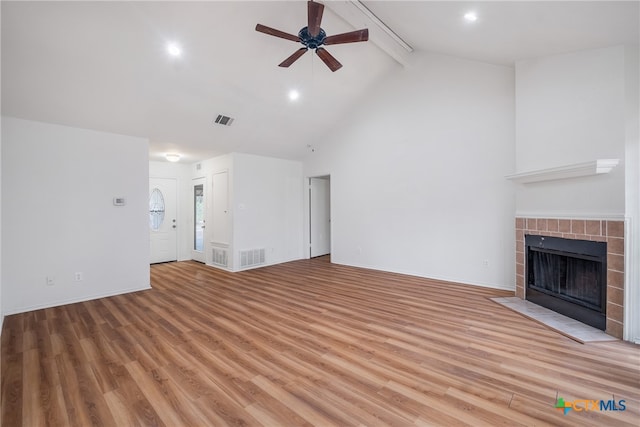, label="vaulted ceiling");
[2,1,638,162]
